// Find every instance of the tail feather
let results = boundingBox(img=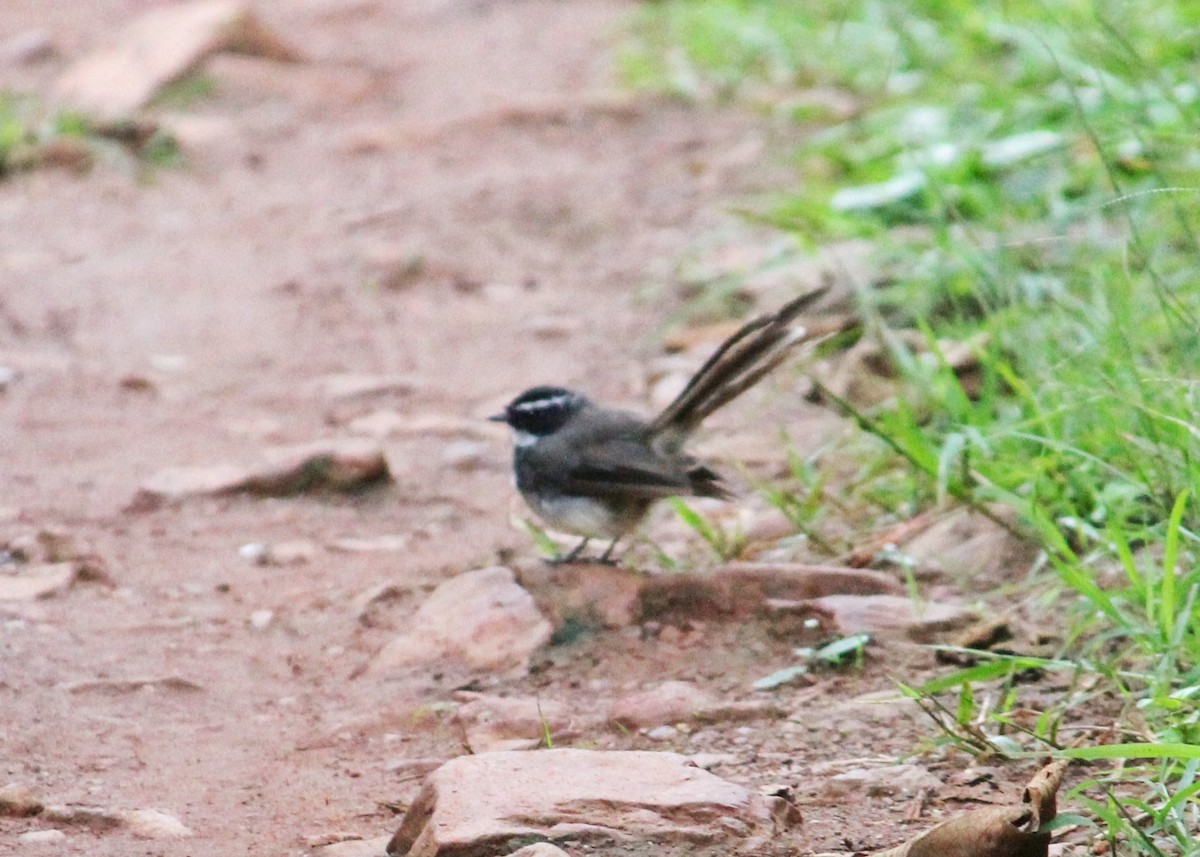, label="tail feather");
[650,287,831,439]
